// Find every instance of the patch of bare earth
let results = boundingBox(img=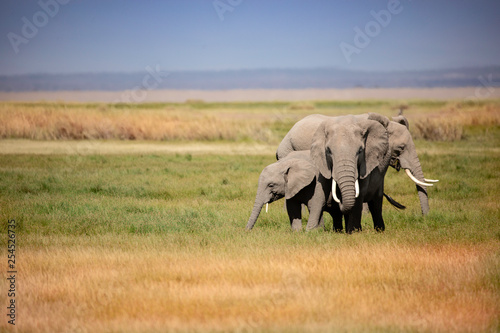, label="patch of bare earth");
[0,140,277,156]
[2,87,499,103]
